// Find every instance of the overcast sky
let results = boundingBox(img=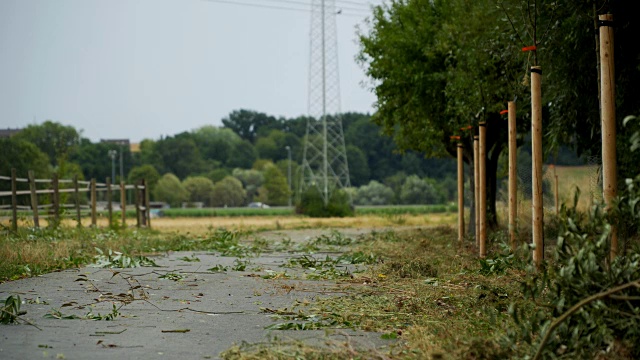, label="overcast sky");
[0,0,378,142]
